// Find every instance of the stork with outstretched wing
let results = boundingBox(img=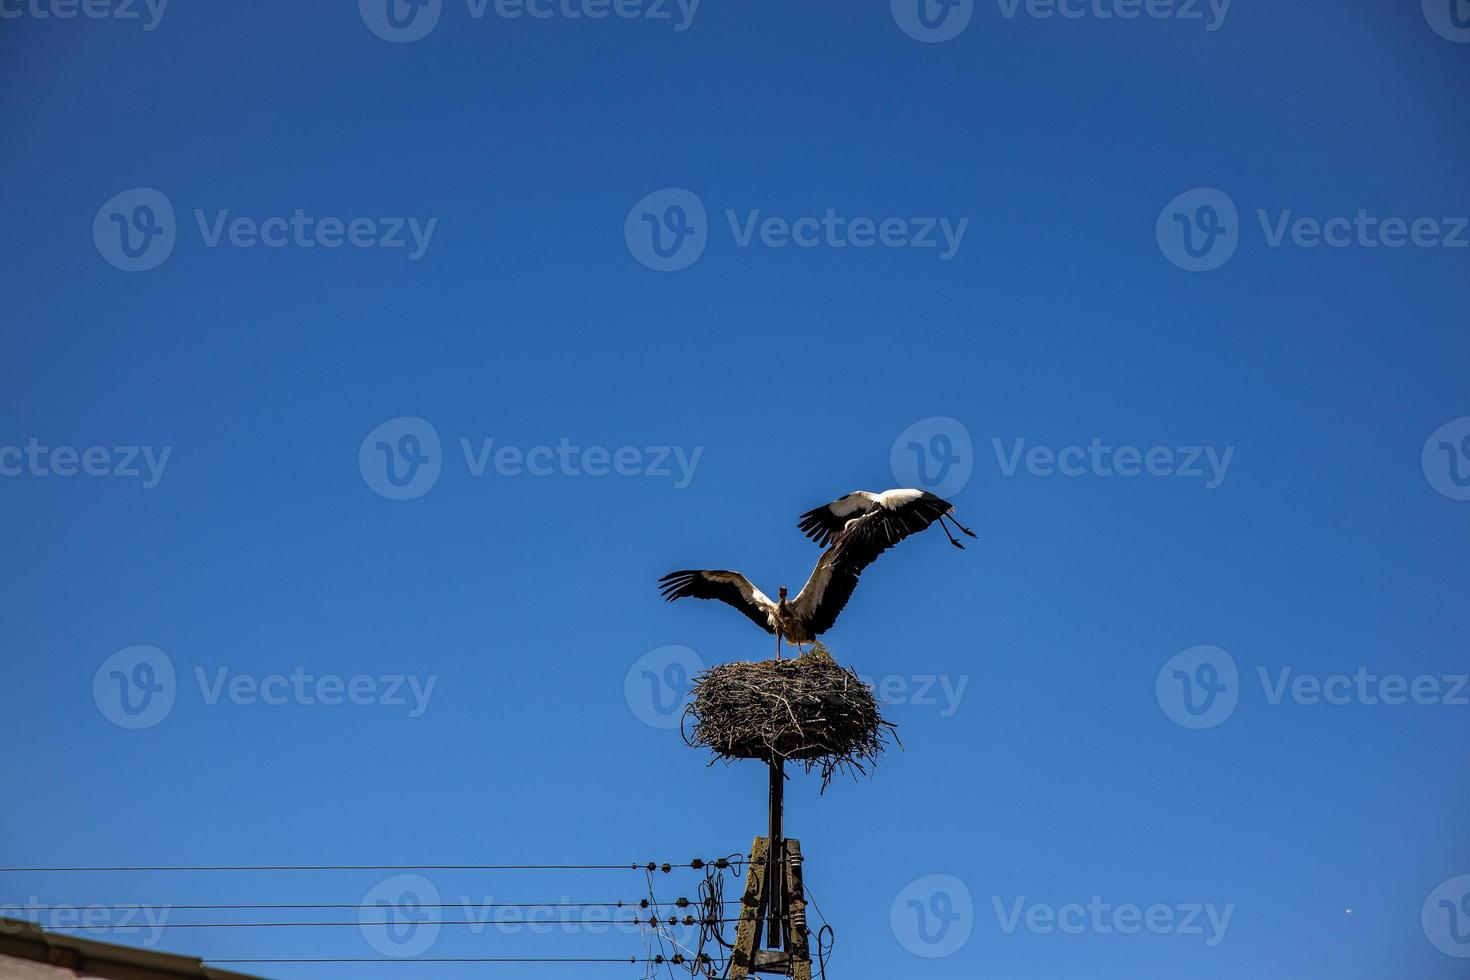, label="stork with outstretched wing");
[658,488,975,657]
